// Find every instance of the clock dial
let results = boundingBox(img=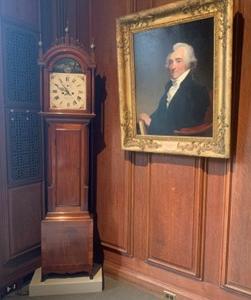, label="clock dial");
[50,72,86,110]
